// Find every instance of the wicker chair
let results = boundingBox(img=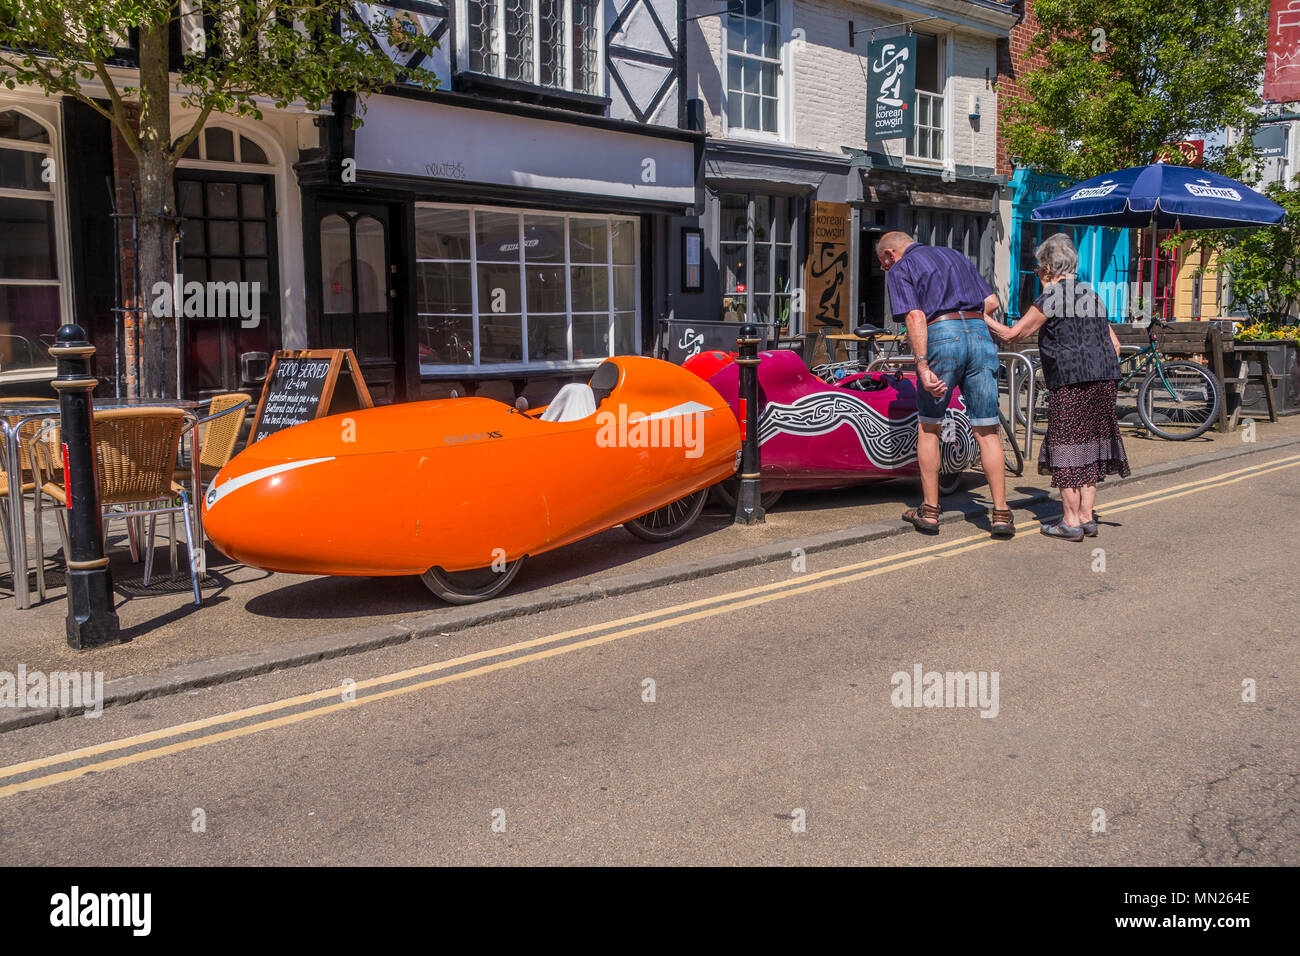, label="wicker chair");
[35,408,203,605]
[173,392,250,484]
